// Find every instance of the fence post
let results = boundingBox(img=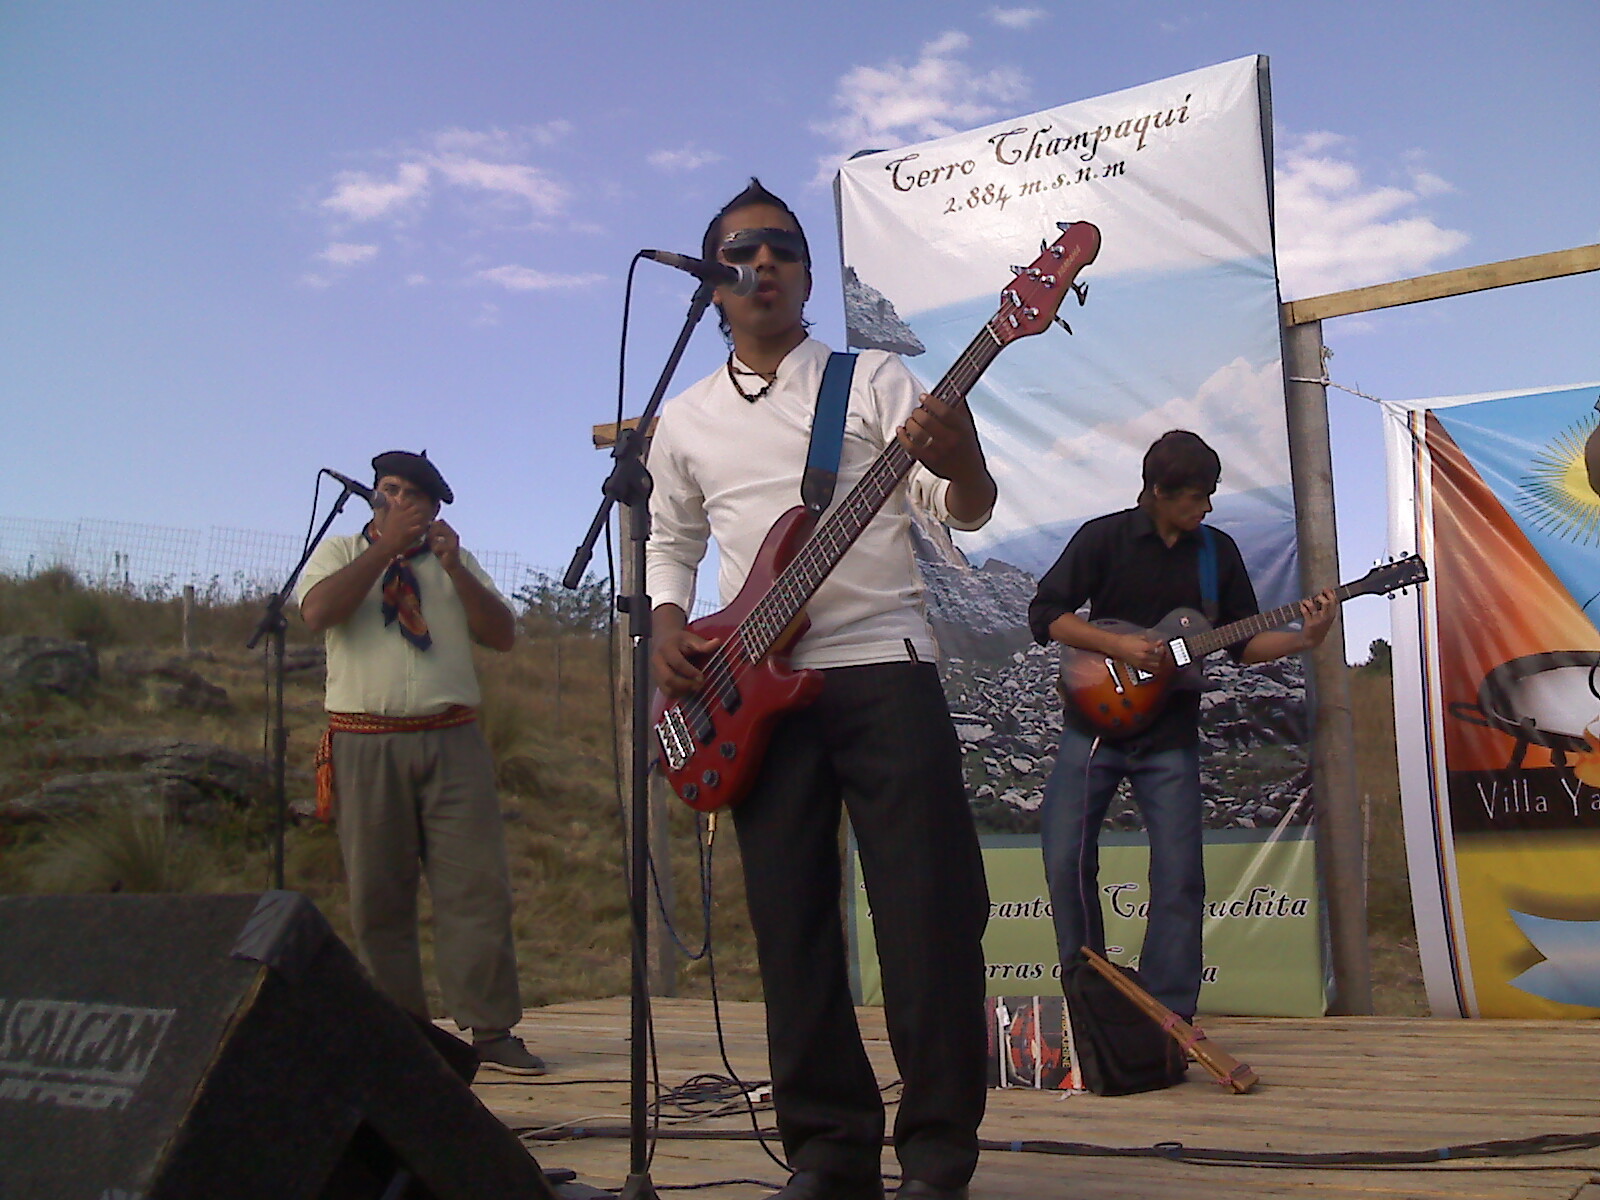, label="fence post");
[1283,317,1374,1016]
[182,585,195,654]
[553,640,563,735]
